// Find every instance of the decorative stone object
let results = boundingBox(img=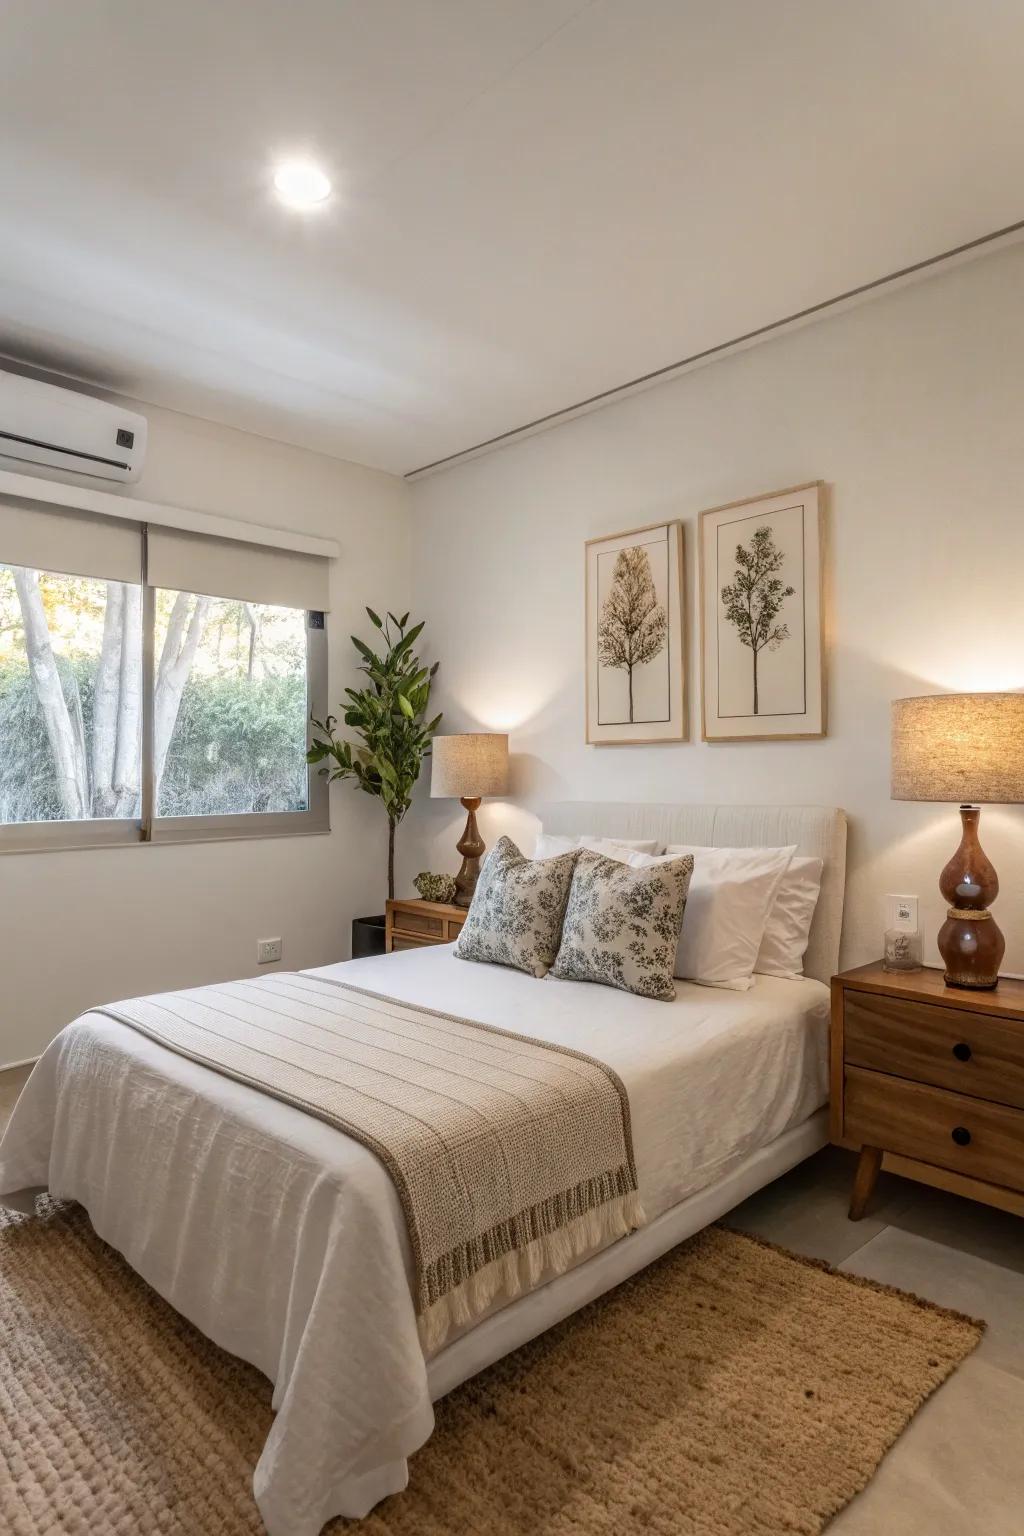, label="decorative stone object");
[414,871,459,905]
